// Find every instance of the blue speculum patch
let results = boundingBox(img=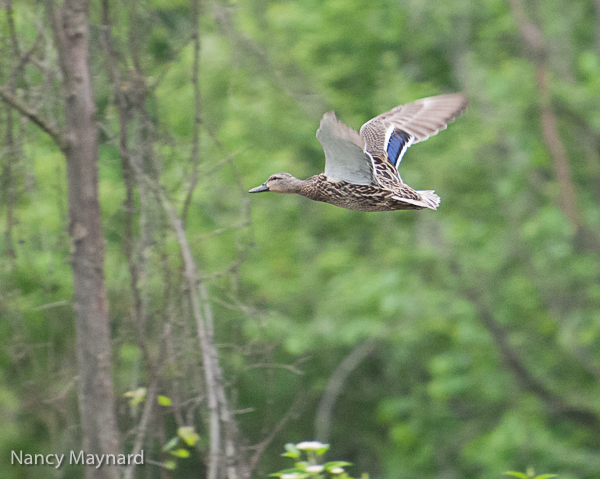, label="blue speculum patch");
[386,130,413,167]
